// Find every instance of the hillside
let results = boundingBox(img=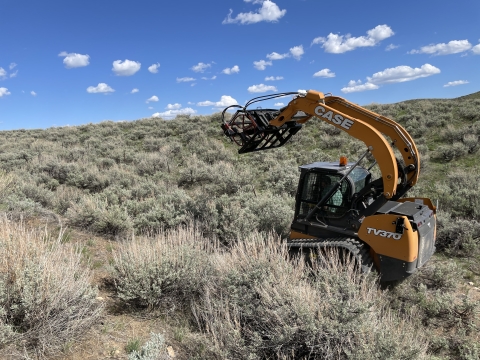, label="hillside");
[0,93,479,359]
